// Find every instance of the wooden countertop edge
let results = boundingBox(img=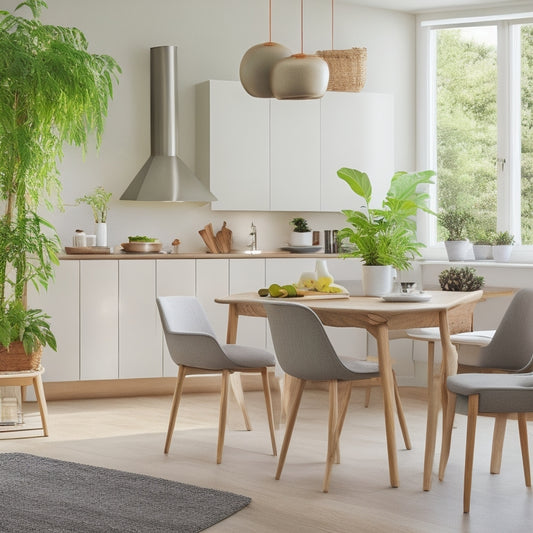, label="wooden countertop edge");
[58,251,343,260]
